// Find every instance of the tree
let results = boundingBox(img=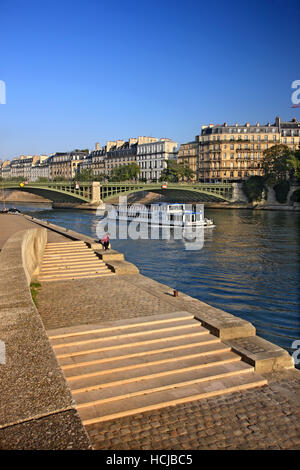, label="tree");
[287,149,300,180]
[177,162,195,182]
[261,144,294,185]
[109,163,140,182]
[37,177,49,182]
[159,160,180,182]
[75,168,93,181]
[242,175,266,202]
[159,160,195,183]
